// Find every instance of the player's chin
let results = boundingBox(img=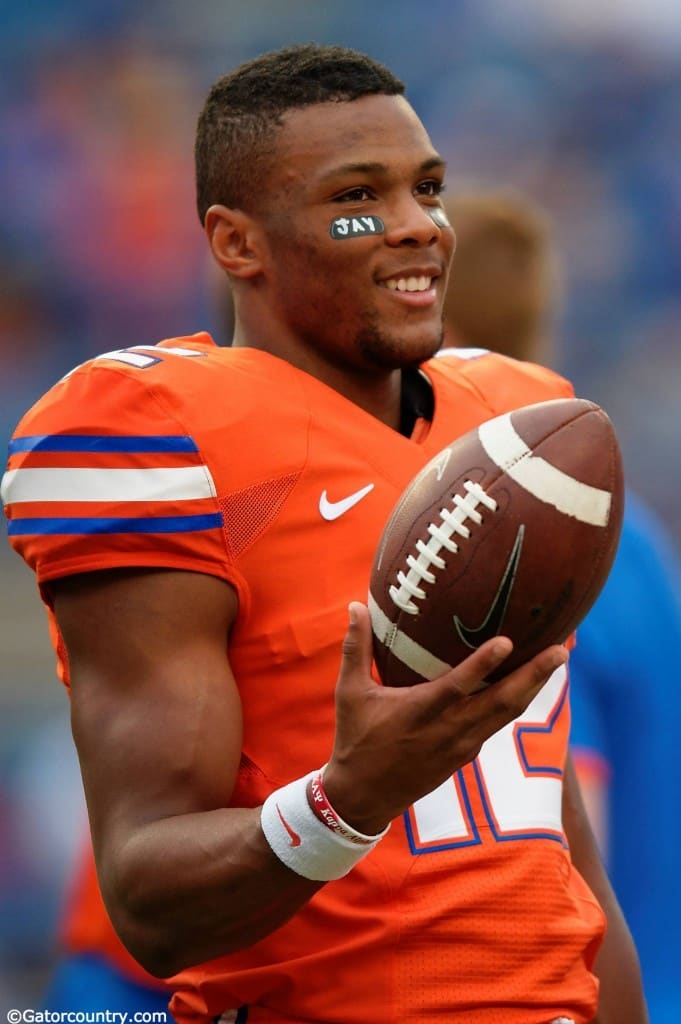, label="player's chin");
[356,321,444,369]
